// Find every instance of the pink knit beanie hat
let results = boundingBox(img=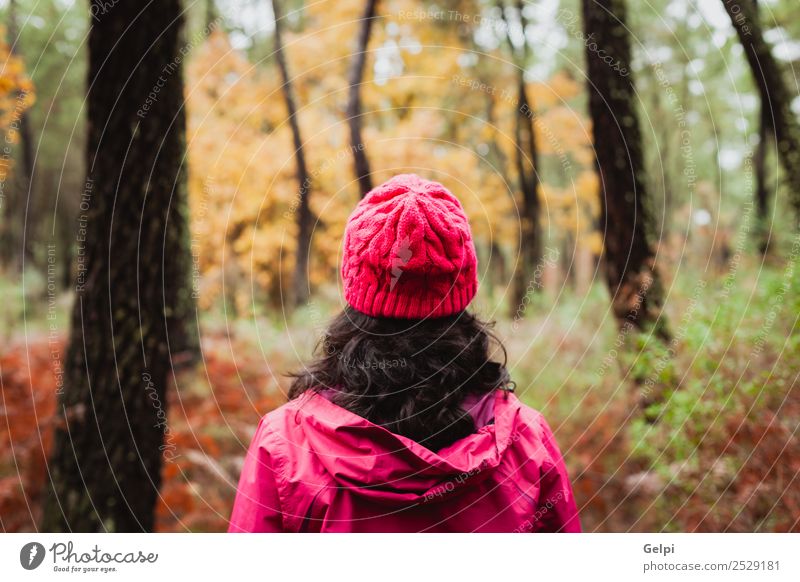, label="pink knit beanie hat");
[341,174,478,319]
